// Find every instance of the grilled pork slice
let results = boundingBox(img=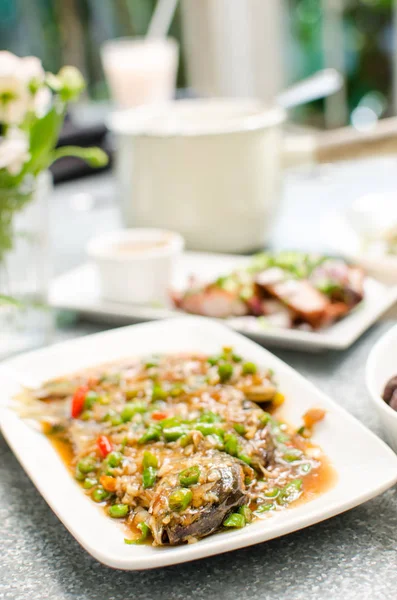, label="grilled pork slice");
[149,451,247,545]
[173,286,248,318]
[256,277,331,329]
